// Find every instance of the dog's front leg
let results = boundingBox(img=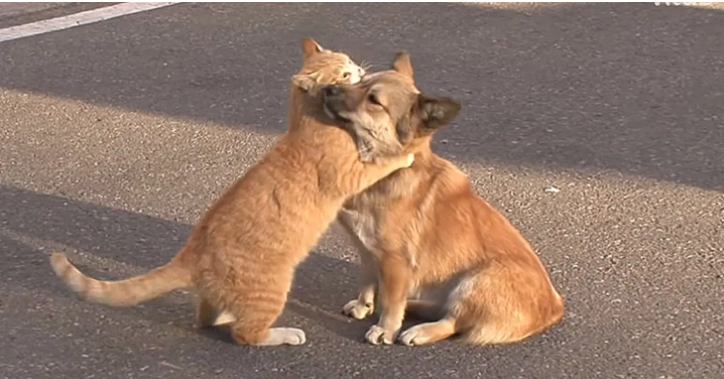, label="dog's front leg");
[338,208,379,320]
[342,246,378,320]
[365,252,411,345]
